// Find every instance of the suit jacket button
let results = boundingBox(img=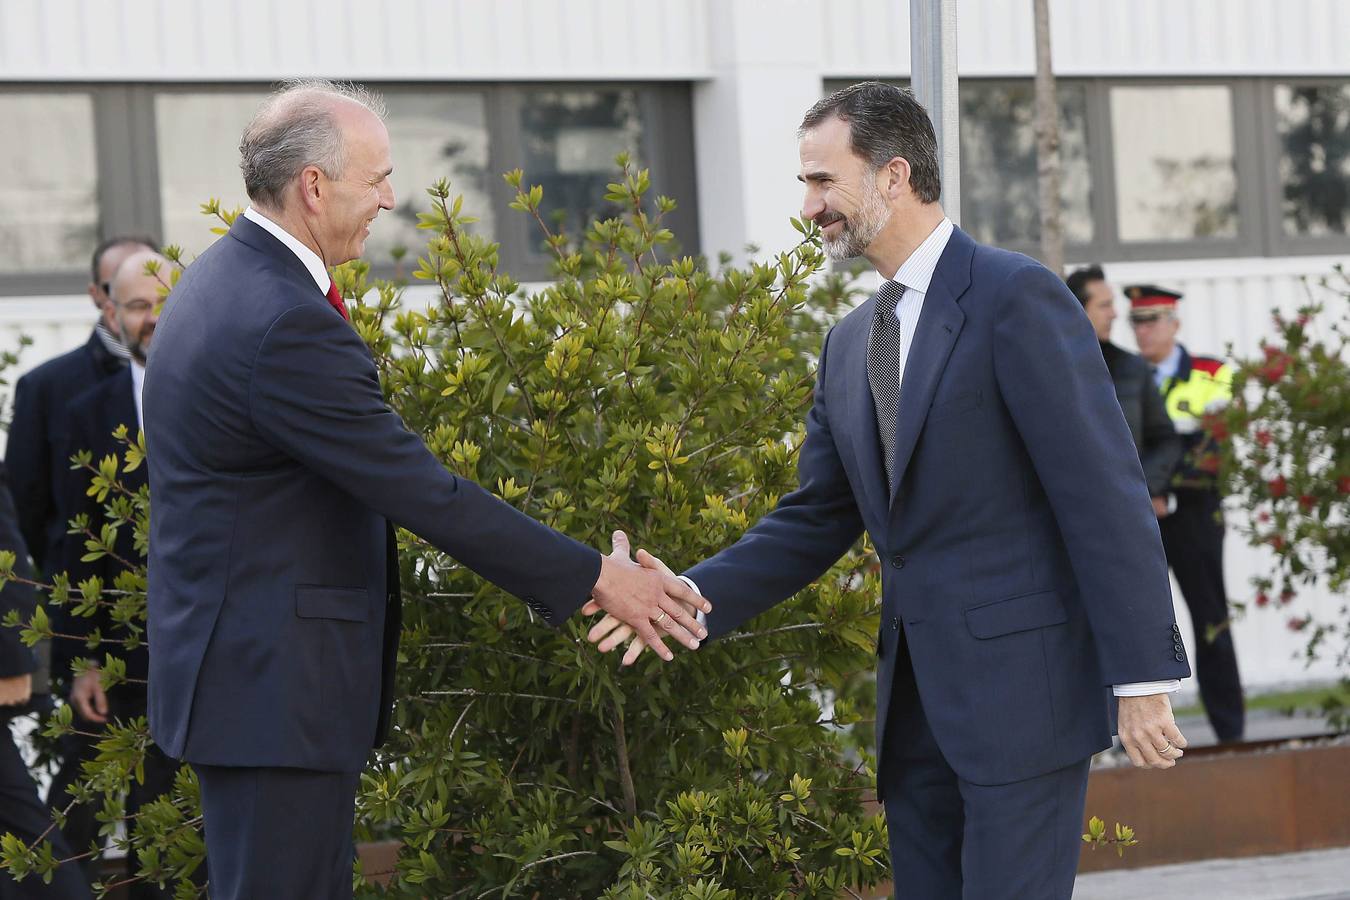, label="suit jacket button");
[890,617,900,631]
[890,556,905,569]
[1175,651,1185,661]
[1172,624,1181,634]
[1174,641,1185,652]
